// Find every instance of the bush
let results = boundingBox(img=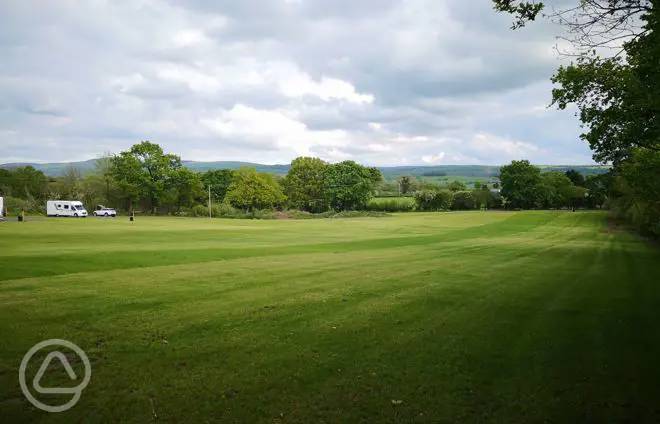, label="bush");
[414,190,453,211]
[2,196,43,215]
[366,197,415,212]
[451,191,476,210]
[190,204,209,217]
